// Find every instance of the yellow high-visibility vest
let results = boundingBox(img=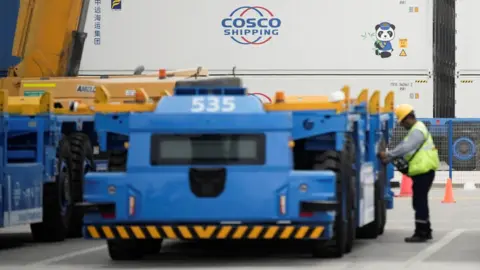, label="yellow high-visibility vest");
[403,121,440,176]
